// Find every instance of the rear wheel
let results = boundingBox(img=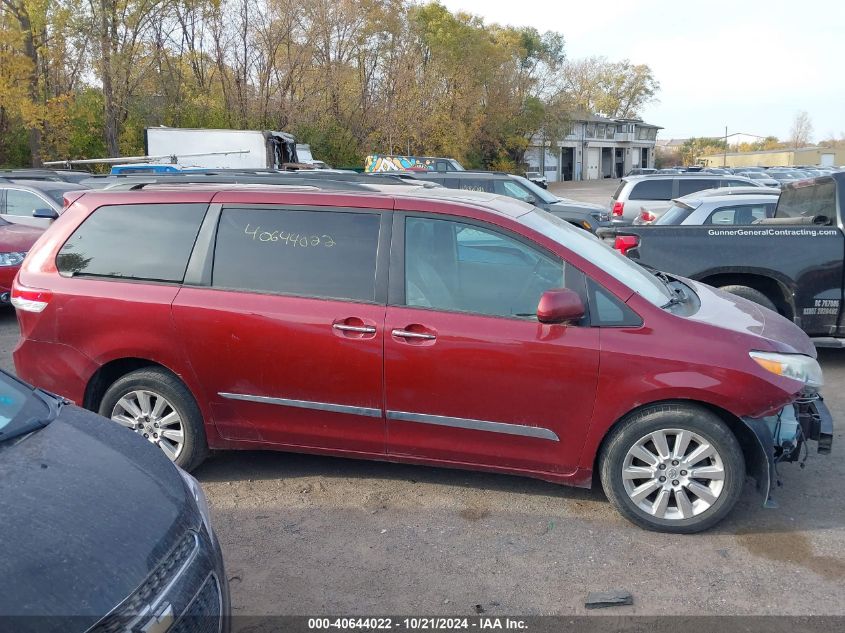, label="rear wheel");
[599,404,745,533]
[99,368,208,471]
[718,284,777,312]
